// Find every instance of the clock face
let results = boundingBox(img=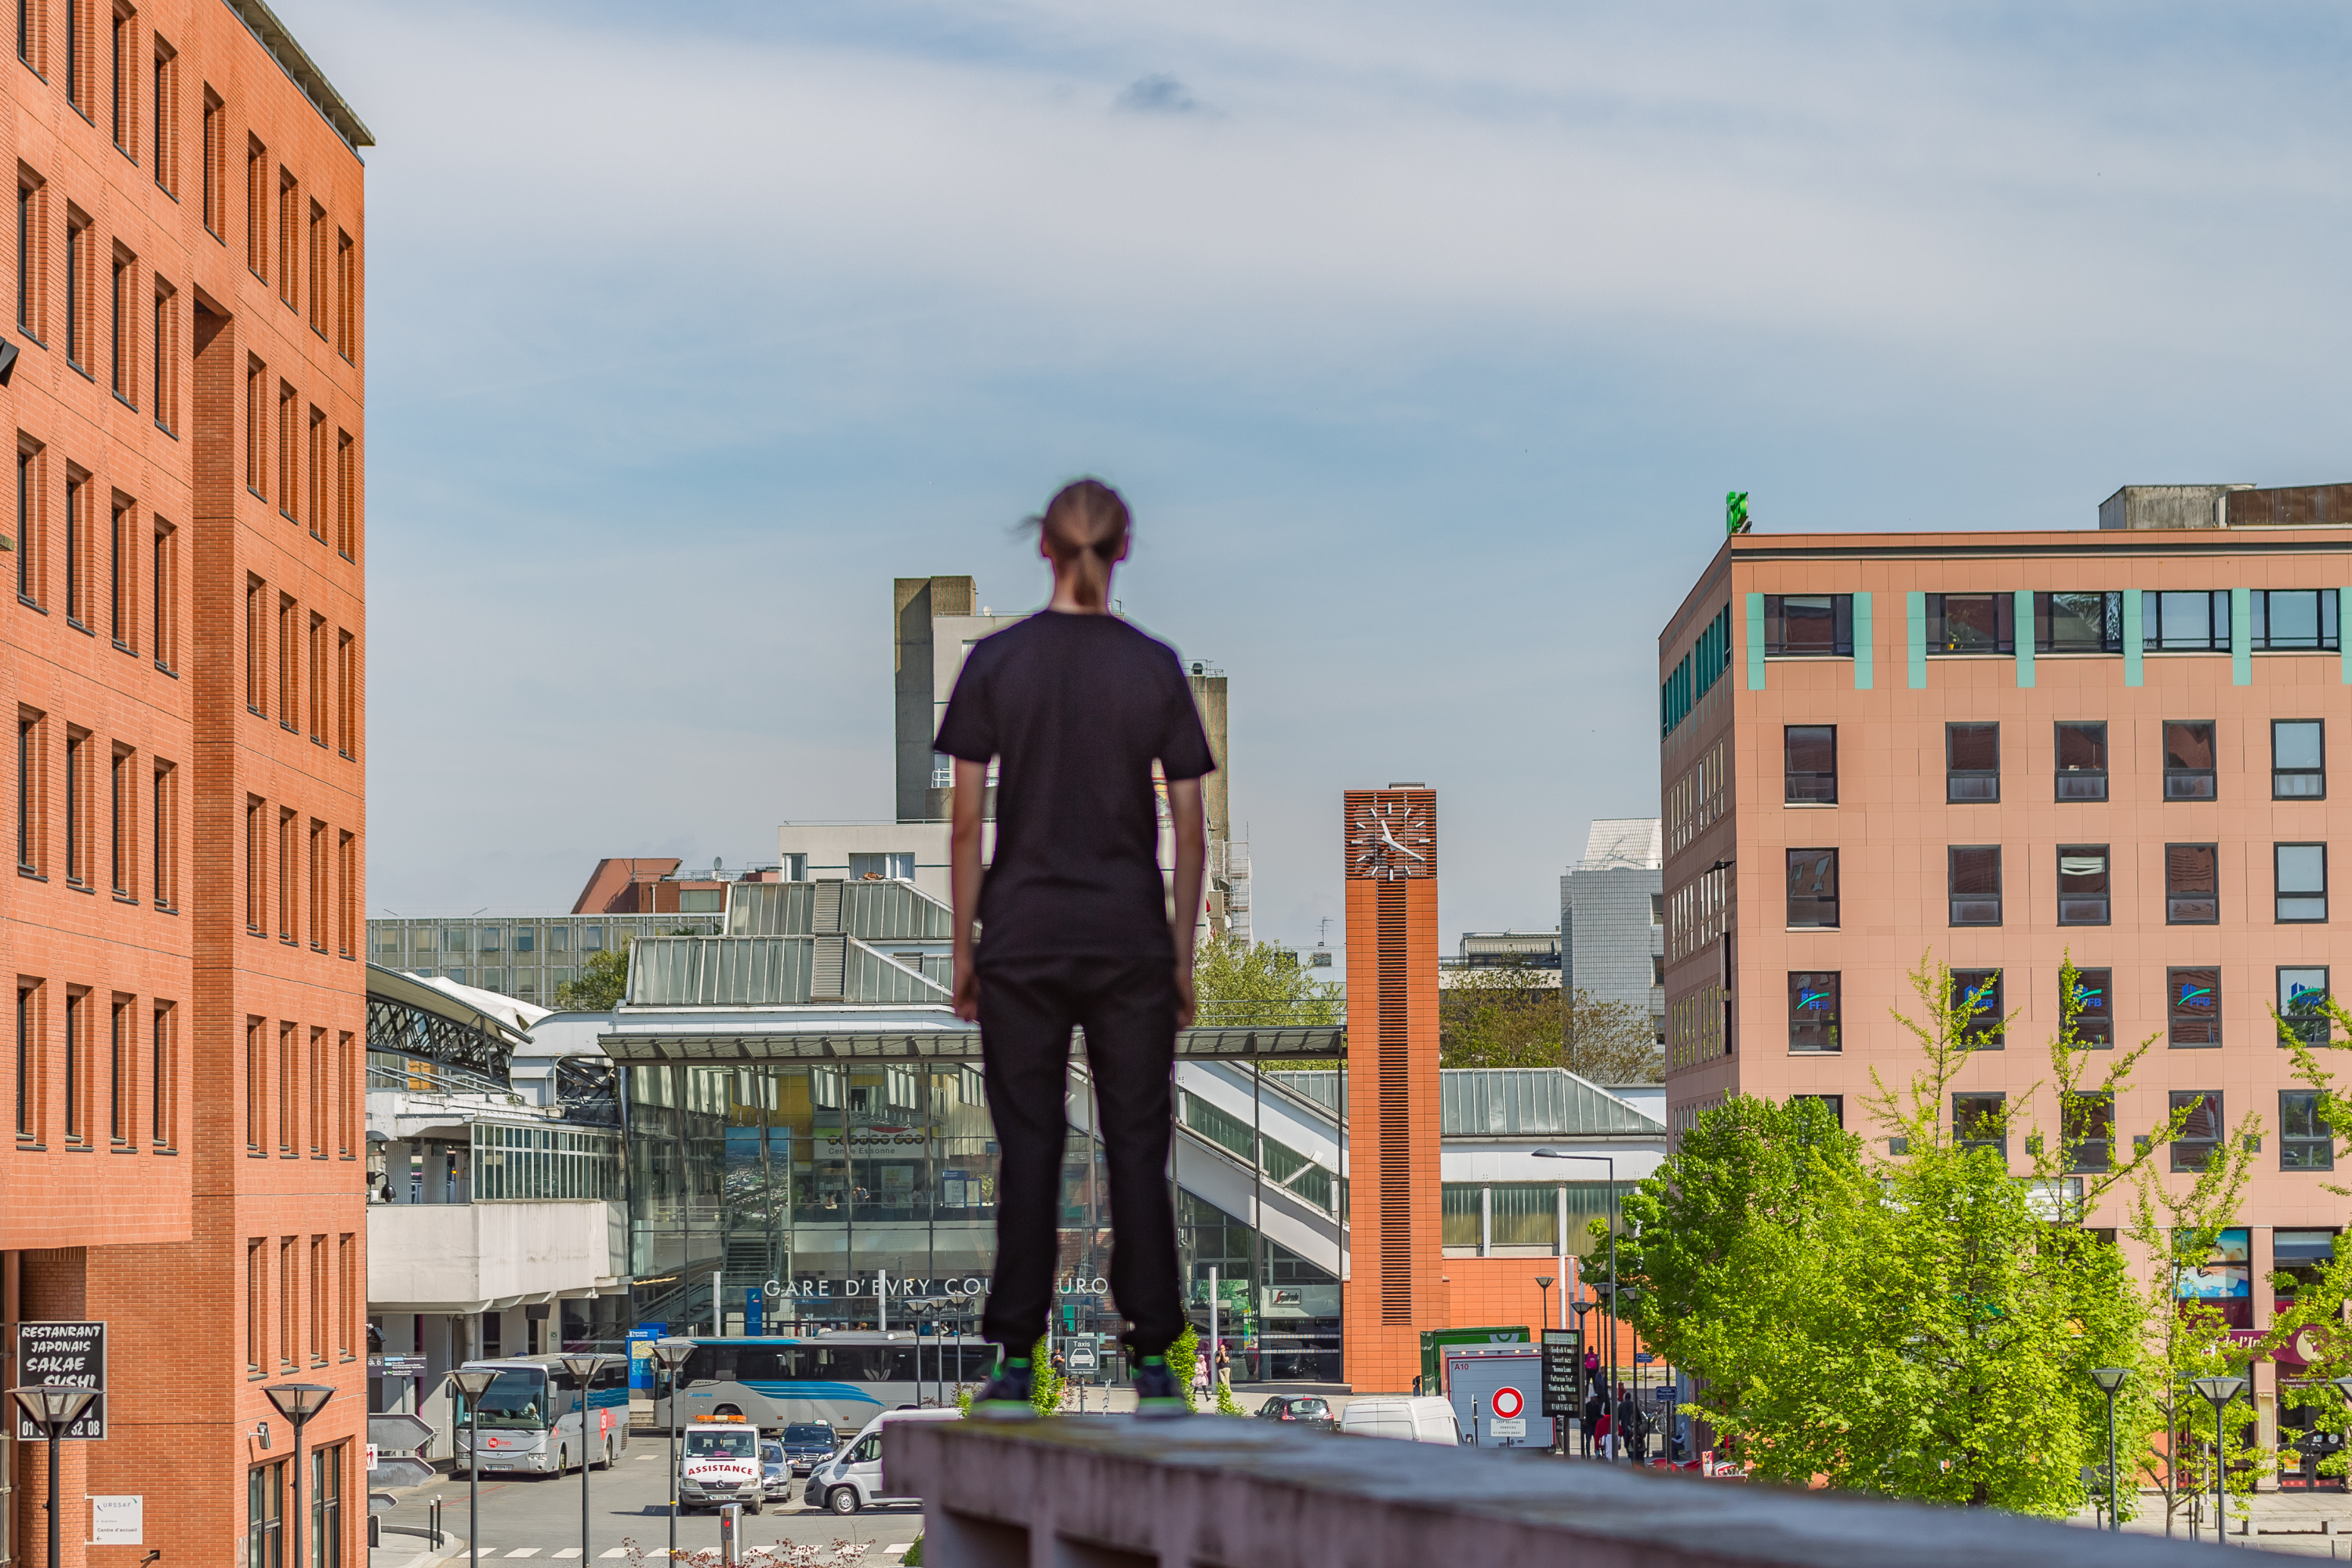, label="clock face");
[1348,798,1435,880]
